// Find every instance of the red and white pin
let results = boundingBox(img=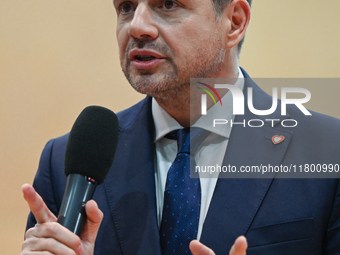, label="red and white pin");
[272,135,285,145]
